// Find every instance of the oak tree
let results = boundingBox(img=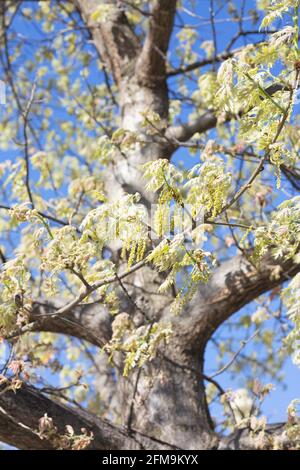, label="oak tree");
[0,0,300,450]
